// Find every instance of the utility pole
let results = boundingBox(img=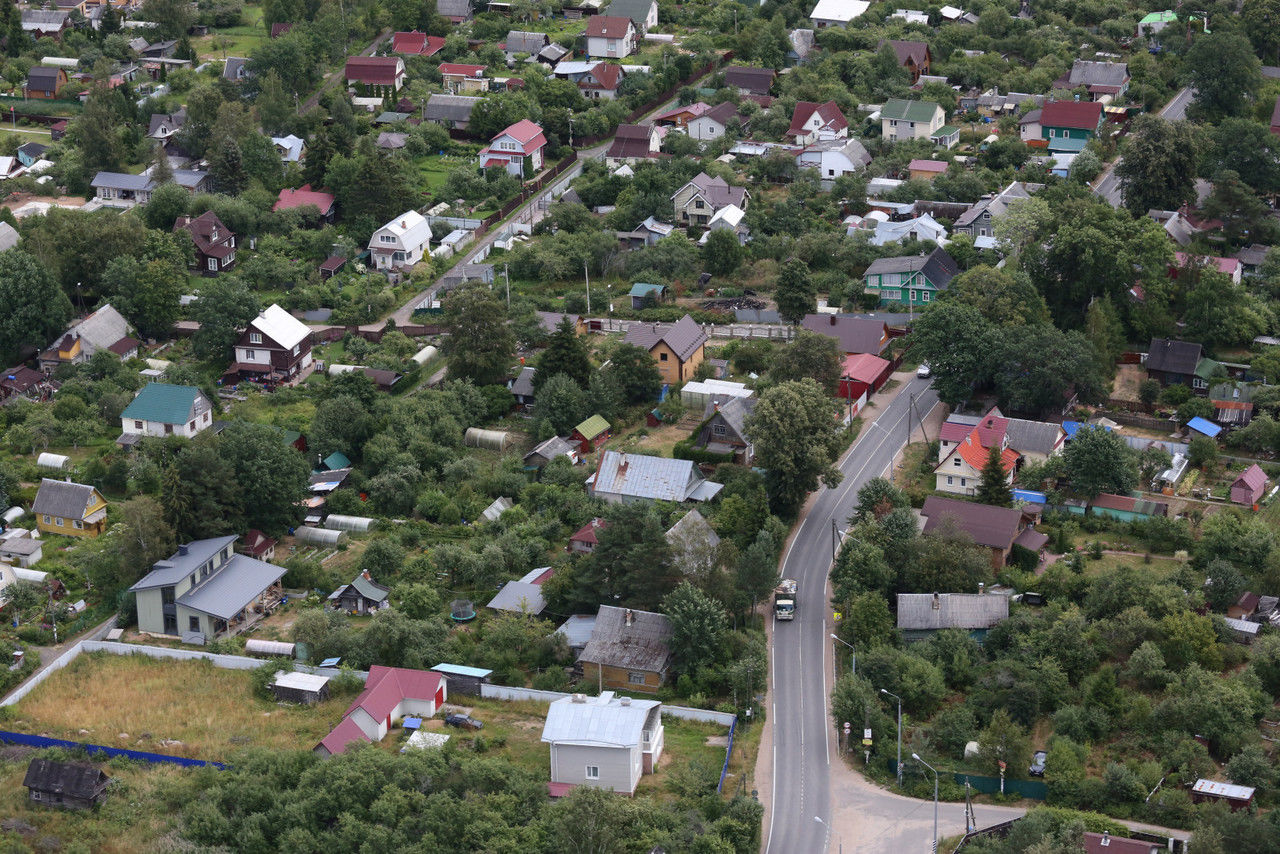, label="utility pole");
[584,261,590,314]
[504,263,510,308]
